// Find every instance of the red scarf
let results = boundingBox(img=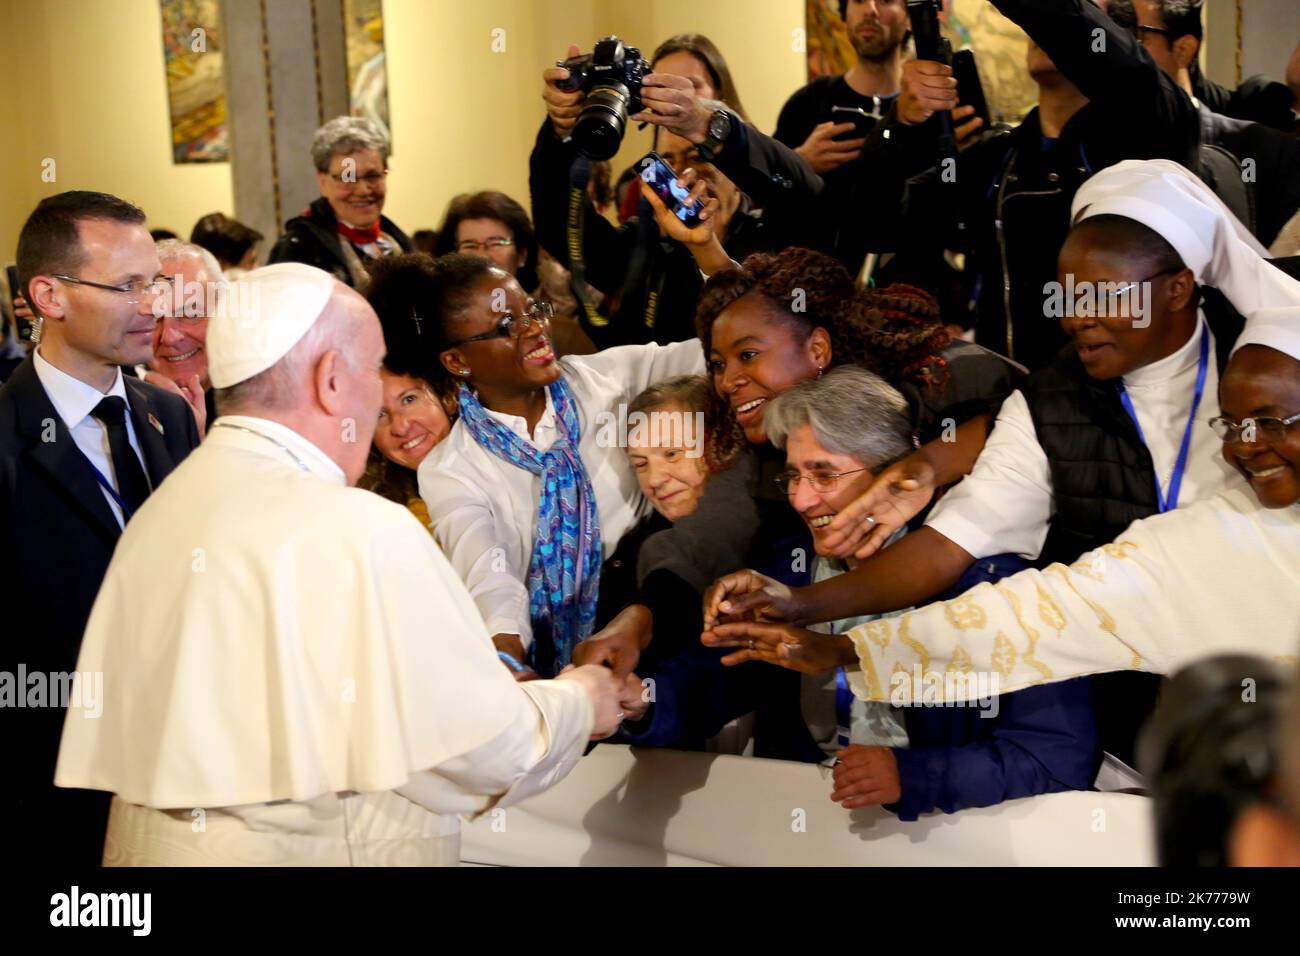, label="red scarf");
[337,218,382,246]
